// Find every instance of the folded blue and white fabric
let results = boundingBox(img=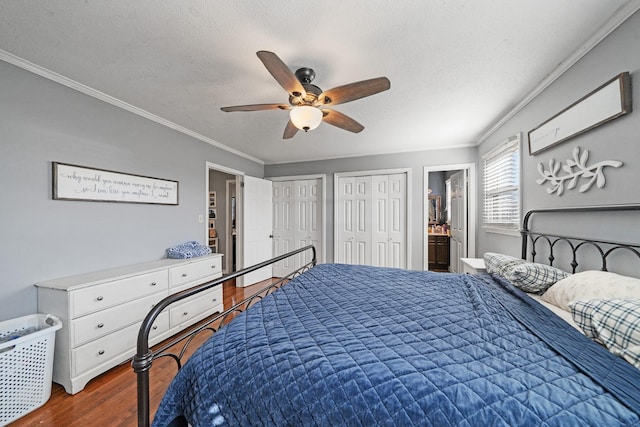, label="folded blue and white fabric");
[166,240,211,259]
